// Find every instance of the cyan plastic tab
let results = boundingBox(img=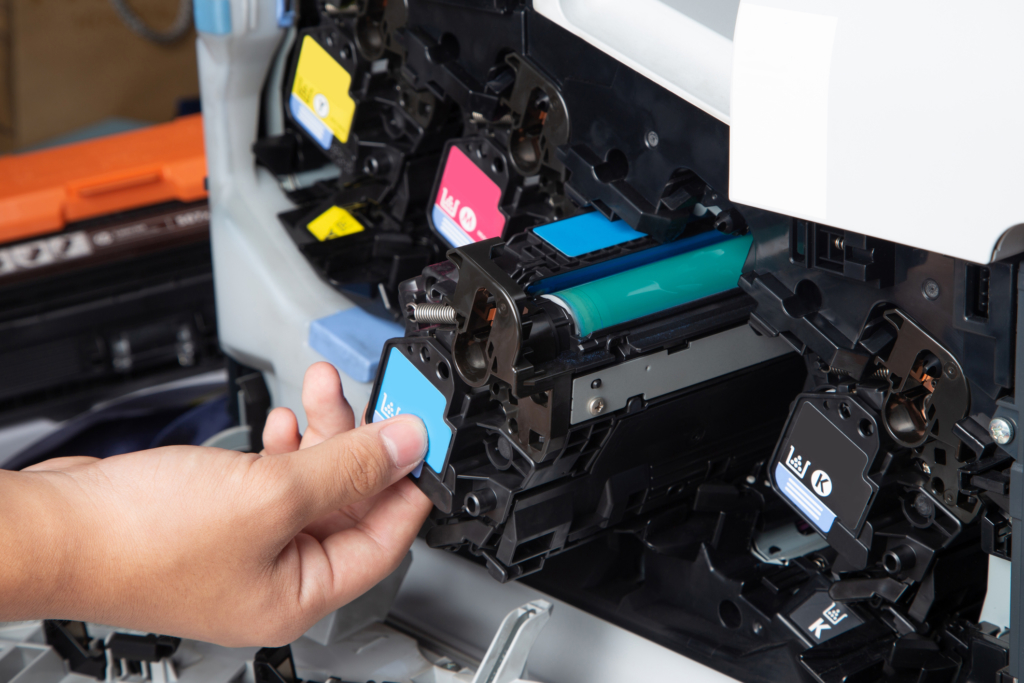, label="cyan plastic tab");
[532,212,645,257]
[373,348,453,475]
[309,307,405,383]
[527,229,731,295]
[194,0,232,35]
[276,0,295,27]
